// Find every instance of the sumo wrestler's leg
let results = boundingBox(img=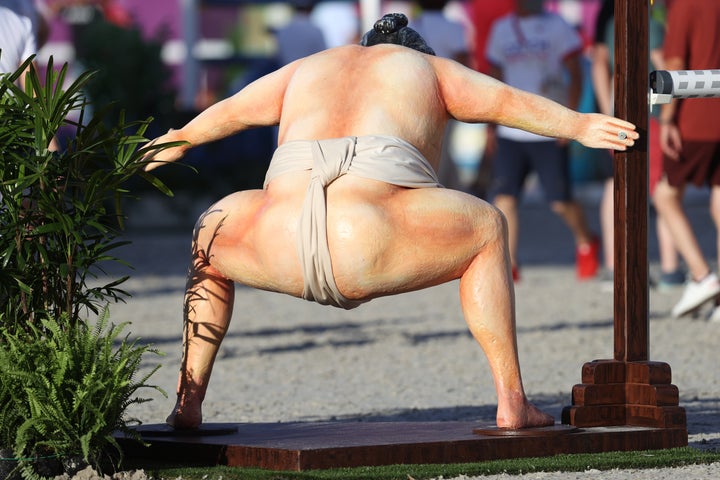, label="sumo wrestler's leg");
[166,205,238,429]
[455,205,553,429]
[371,189,553,429]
